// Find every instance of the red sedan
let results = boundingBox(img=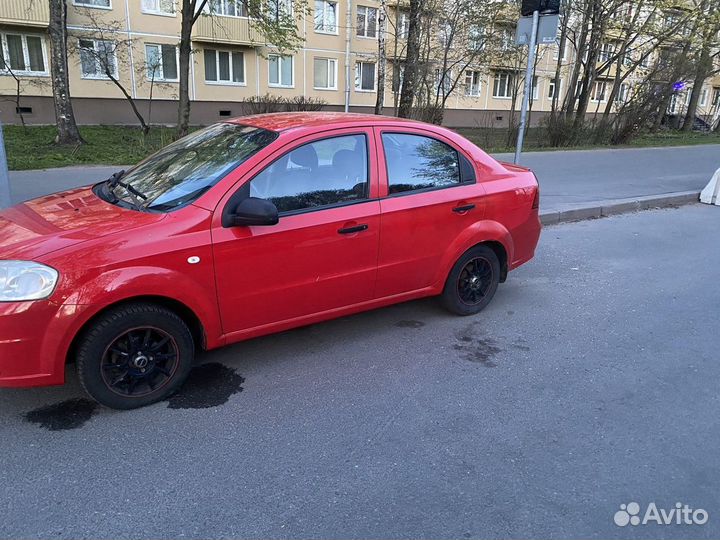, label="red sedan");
[0,113,540,409]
